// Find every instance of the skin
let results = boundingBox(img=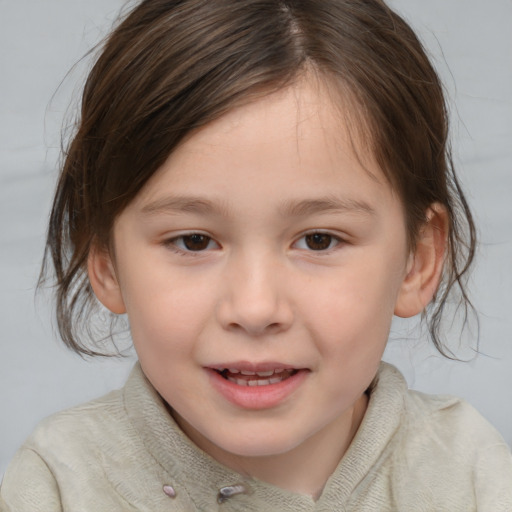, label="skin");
[89,76,446,498]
